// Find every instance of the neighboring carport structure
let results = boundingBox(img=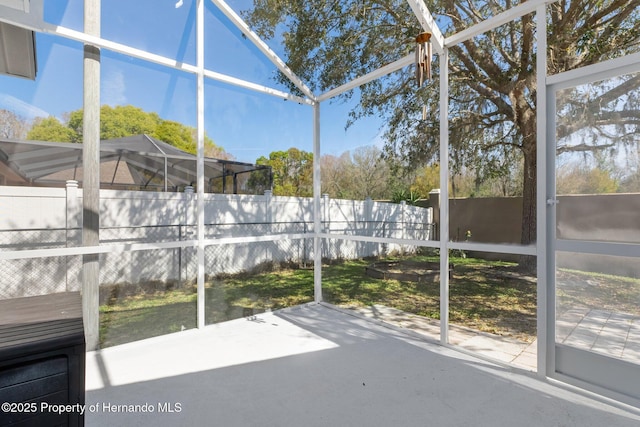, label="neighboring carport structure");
[0,134,271,194]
